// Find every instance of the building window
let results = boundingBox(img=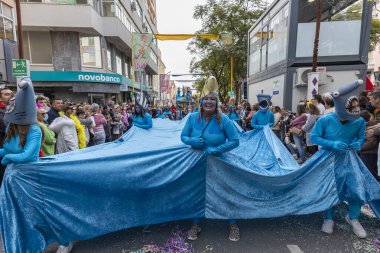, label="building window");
[267,3,289,67]
[23,32,53,64]
[116,53,122,75]
[103,0,114,16]
[249,27,261,75]
[107,47,112,71]
[150,50,157,64]
[297,0,363,57]
[80,36,102,68]
[260,26,268,71]
[0,3,15,41]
